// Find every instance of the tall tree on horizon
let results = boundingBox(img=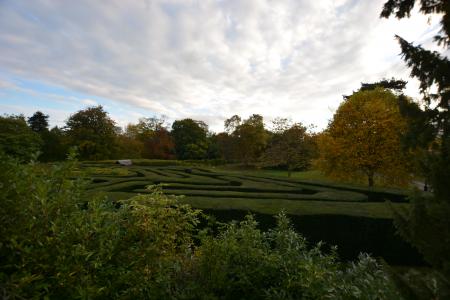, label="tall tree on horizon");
[27,111,49,133]
[65,106,117,160]
[343,78,408,99]
[231,114,268,165]
[171,119,208,160]
[317,88,412,187]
